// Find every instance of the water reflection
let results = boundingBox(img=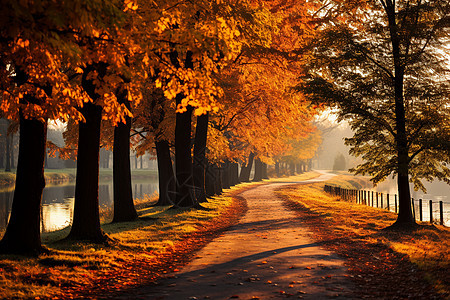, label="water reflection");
[364,176,449,225]
[373,177,450,202]
[0,180,158,235]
